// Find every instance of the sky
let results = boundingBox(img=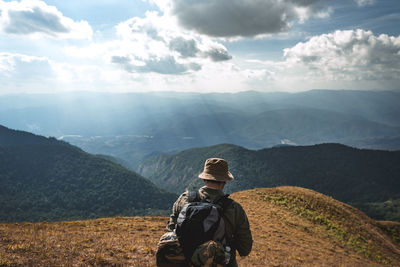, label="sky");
[0,0,399,94]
